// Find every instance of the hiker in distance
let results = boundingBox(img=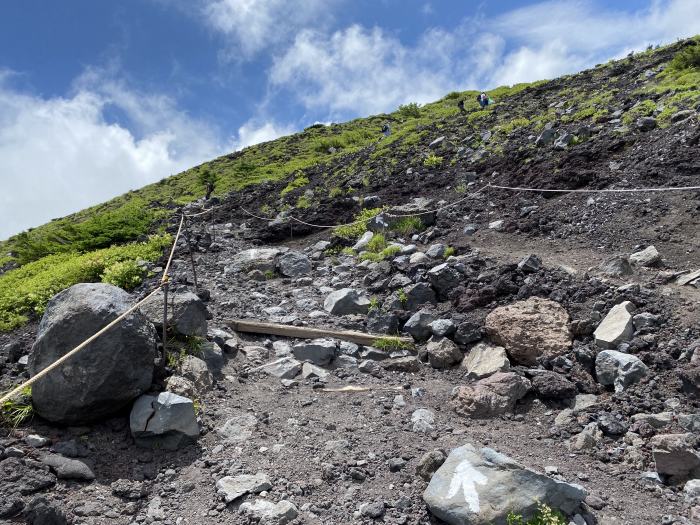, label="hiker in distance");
[381,123,391,138]
[457,99,466,114]
[477,92,489,108]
